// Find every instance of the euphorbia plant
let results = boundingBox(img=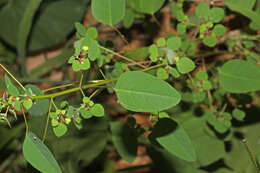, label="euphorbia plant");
[0,0,260,172]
